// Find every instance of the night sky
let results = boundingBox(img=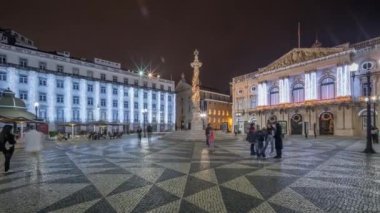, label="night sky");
[1,0,380,92]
